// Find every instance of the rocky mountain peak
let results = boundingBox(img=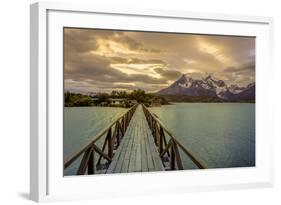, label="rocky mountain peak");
[157,73,255,101]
